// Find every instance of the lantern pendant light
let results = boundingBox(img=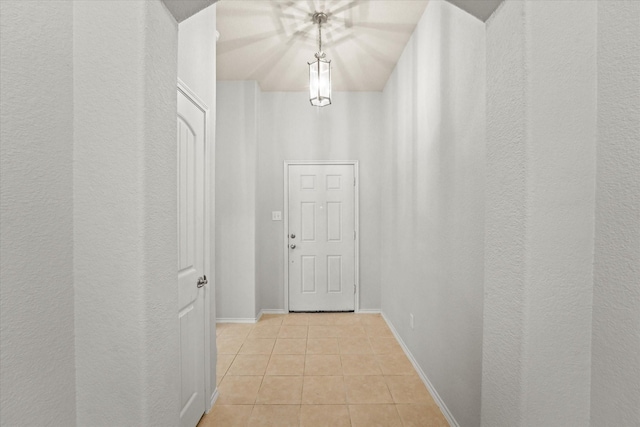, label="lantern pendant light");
[308,12,331,107]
